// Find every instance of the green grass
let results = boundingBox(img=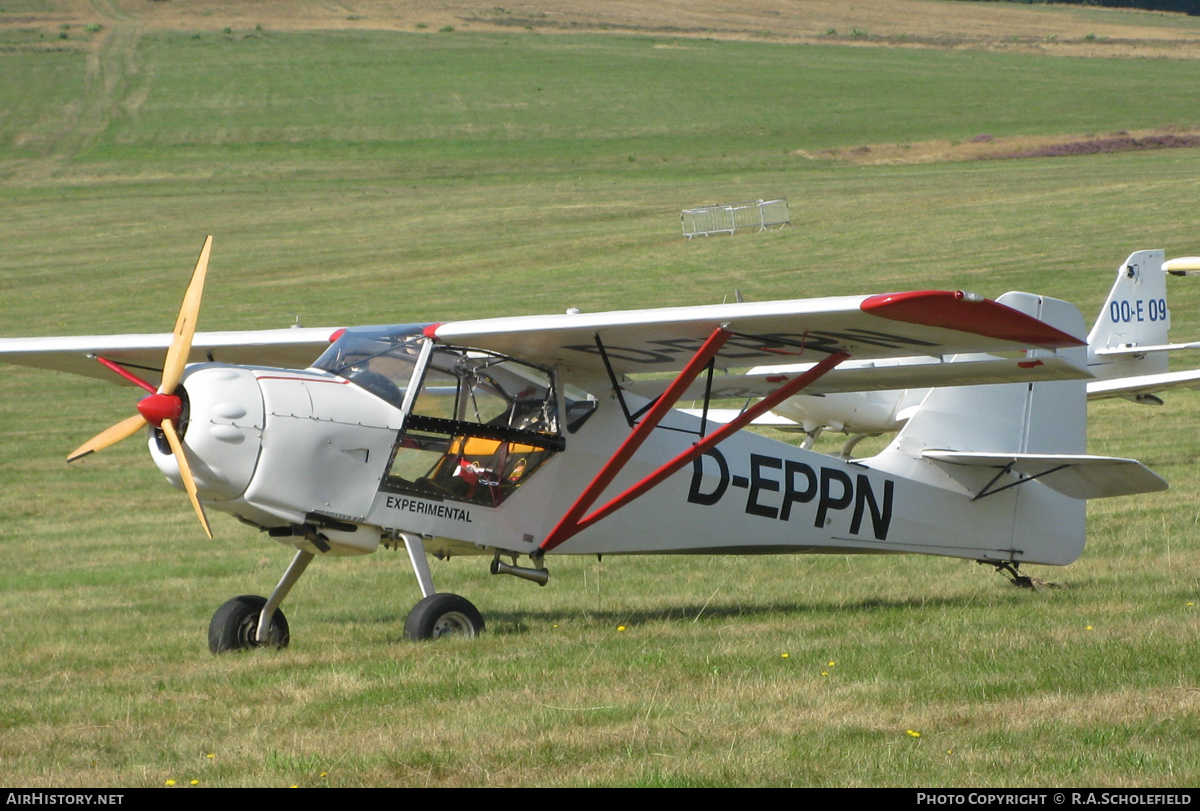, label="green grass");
[9,31,1200,168]
[2,19,1200,787]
